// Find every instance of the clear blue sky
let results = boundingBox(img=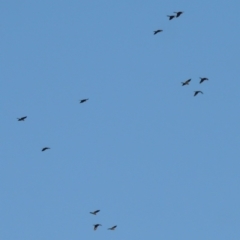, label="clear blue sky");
[1,1,240,239]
